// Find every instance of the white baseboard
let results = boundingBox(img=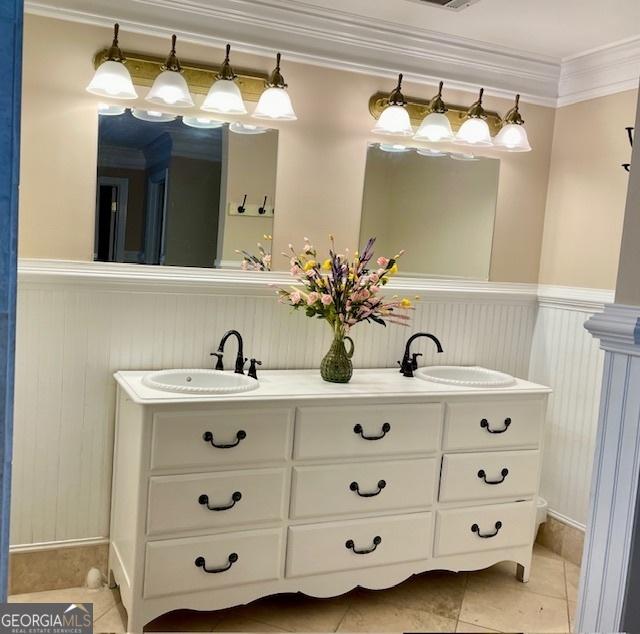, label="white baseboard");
[547,508,586,532]
[10,537,108,554]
